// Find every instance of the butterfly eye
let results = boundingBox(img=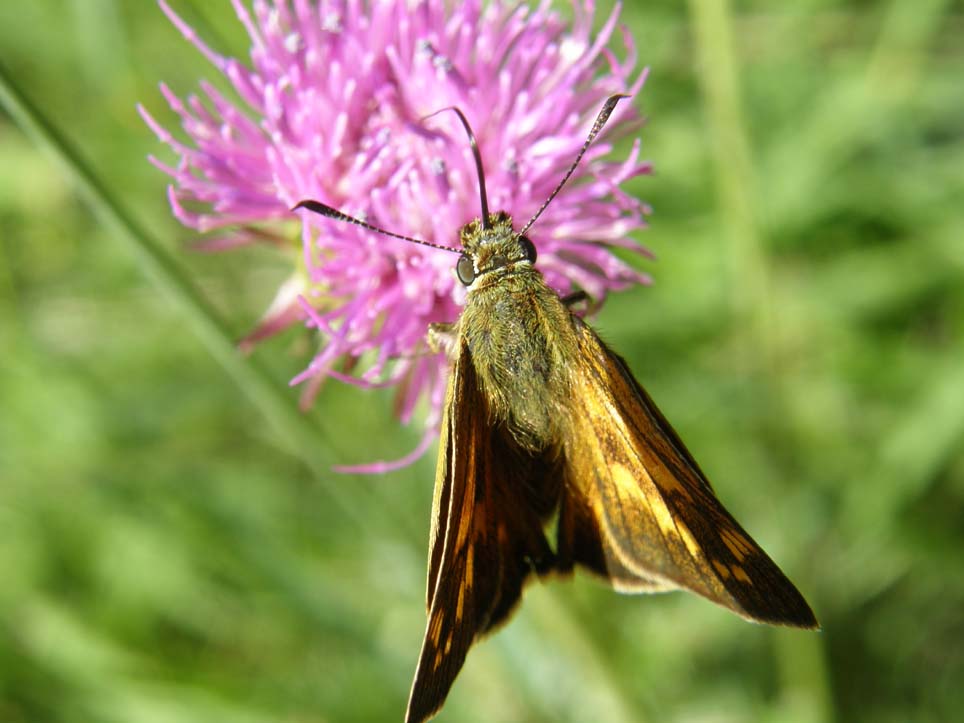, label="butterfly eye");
[456,254,476,285]
[518,236,538,263]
